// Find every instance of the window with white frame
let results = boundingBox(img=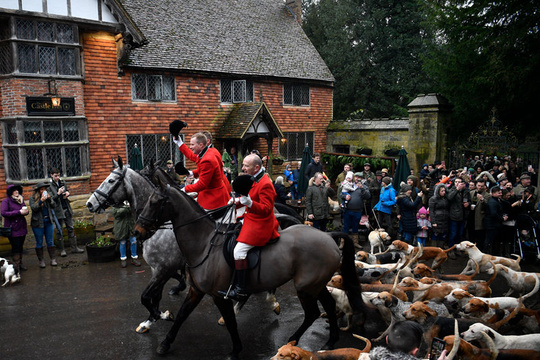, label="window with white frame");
[131,74,176,101]
[279,132,315,160]
[2,118,89,181]
[0,17,80,76]
[283,84,310,106]
[126,134,184,167]
[220,79,254,103]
